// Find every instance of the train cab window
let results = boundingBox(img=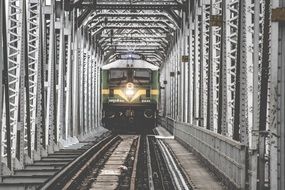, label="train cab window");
[109,69,128,84]
[133,69,151,84]
[109,69,151,85]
